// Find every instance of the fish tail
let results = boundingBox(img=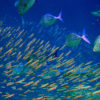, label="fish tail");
[81,28,90,44]
[56,10,64,22]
